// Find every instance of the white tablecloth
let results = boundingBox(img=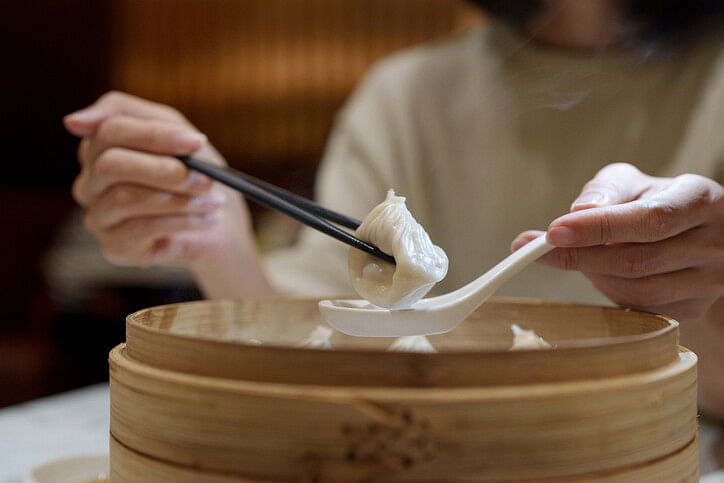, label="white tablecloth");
[0,384,109,483]
[0,383,721,481]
